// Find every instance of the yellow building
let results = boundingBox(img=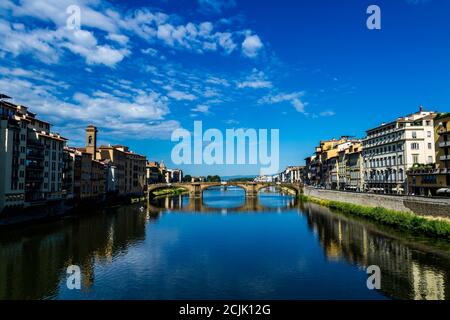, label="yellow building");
[314,137,349,188]
[407,113,450,196]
